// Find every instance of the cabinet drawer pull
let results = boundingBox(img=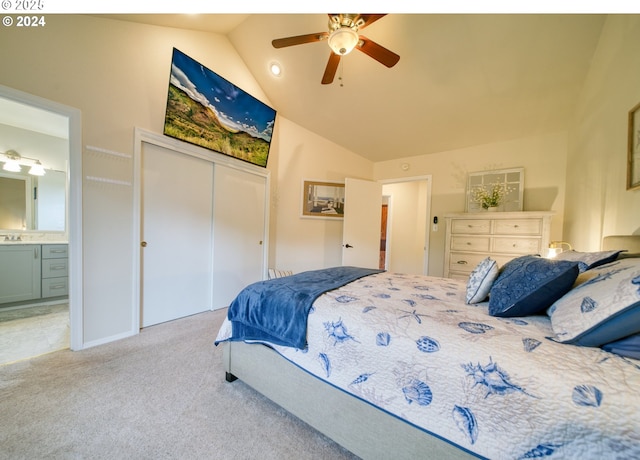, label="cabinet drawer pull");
[456,260,468,265]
